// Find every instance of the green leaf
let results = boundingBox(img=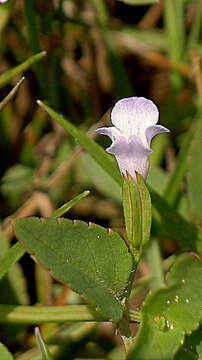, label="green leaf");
[15,217,133,323]
[0,51,46,89]
[79,154,122,203]
[147,166,168,196]
[0,242,25,282]
[127,253,202,360]
[0,343,13,360]
[0,228,28,305]
[0,304,106,324]
[35,327,54,360]
[0,192,91,284]
[188,118,202,225]
[49,190,90,219]
[123,174,151,260]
